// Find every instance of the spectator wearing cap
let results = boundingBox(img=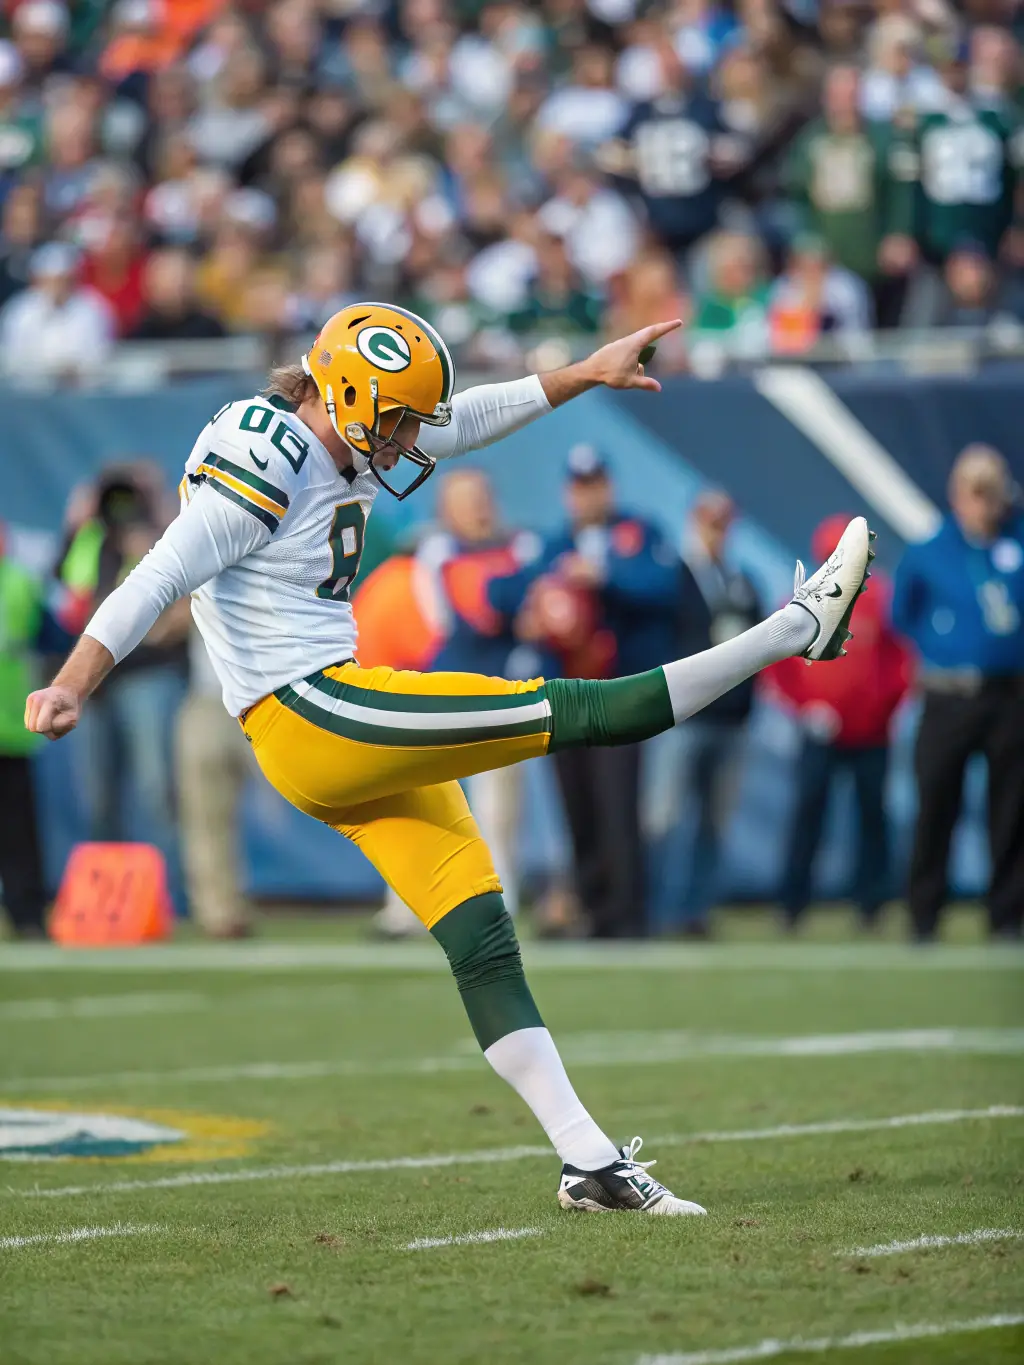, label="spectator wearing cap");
[892,445,1024,939]
[490,445,682,939]
[644,492,761,937]
[0,241,114,385]
[765,515,913,930]
[130,246,225,340]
